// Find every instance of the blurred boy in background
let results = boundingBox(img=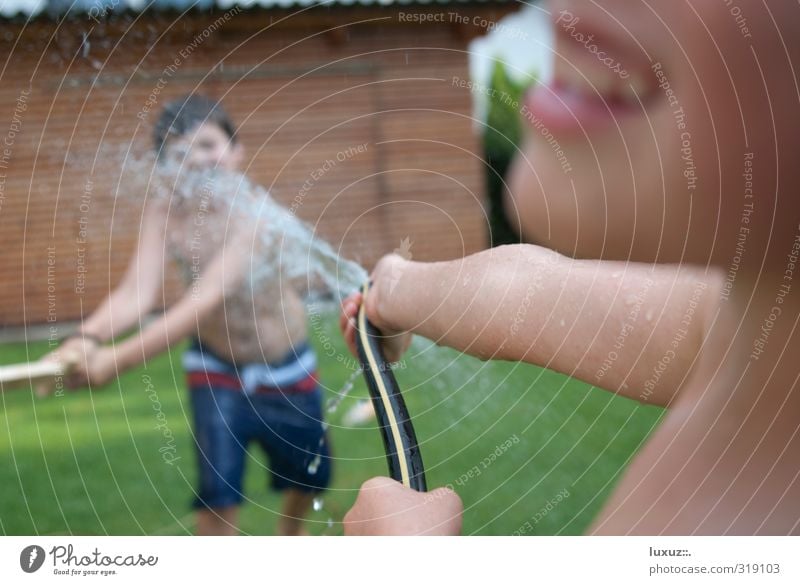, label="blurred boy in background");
[46,95,330,536]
